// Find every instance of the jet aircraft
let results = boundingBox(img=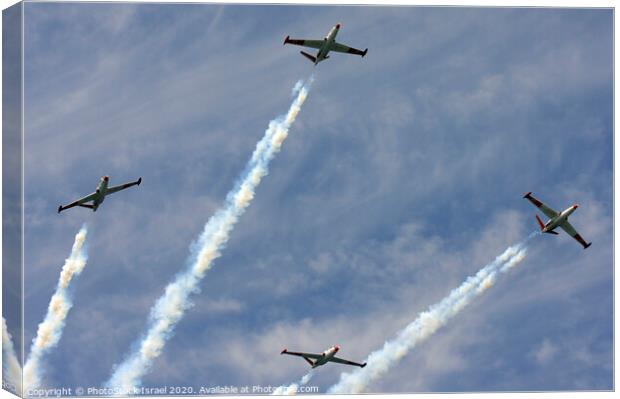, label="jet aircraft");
[281,345,366,369]
[523,192,591,249]
[283,24,368,65]
[58,176,142,213]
